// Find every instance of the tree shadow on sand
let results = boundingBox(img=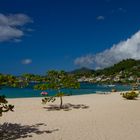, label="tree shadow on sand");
[0,123,59,140]
[43,103,89,111]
